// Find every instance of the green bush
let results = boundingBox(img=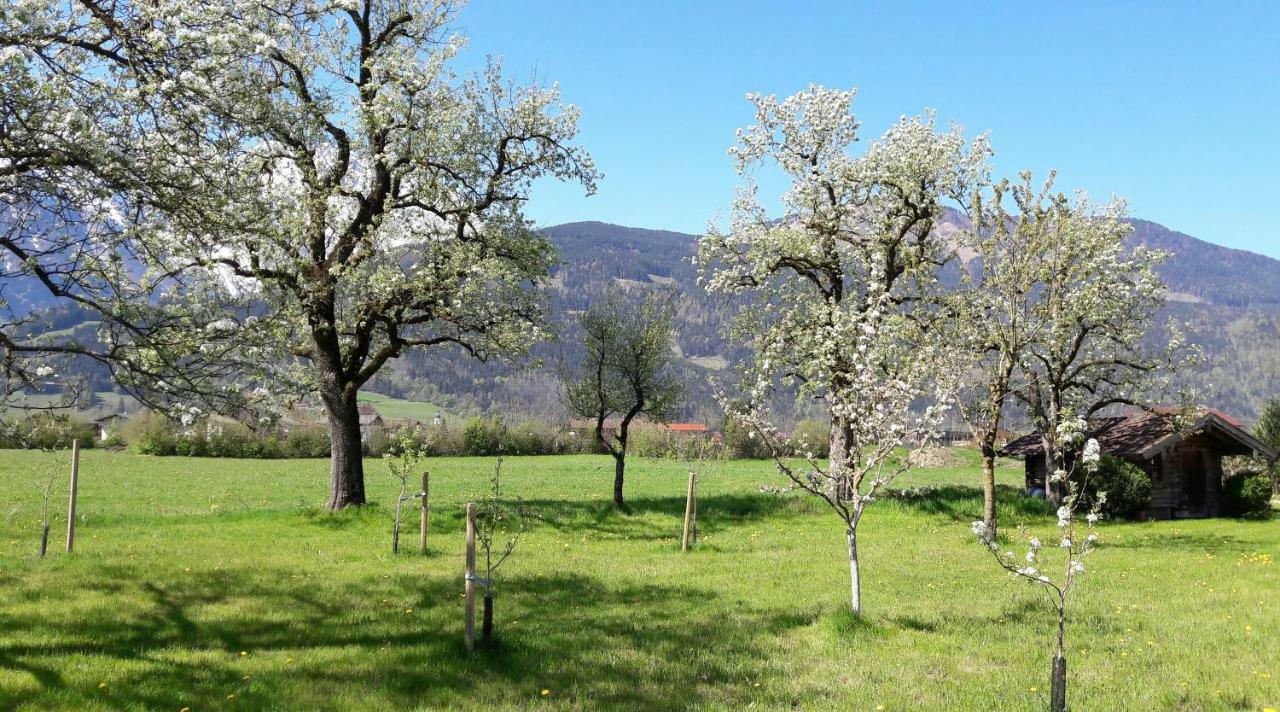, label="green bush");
[1223,472,1273,518]
[282,426,331,458]
[792,419,831,459]
[1080,455,1152,521]
[0,413,96,450]
[627,423,675,458]
[128,414,306,459]
[722,420,770,460]
[429,424,465,456]
[462,417,505,456]
[504,420,559,455]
